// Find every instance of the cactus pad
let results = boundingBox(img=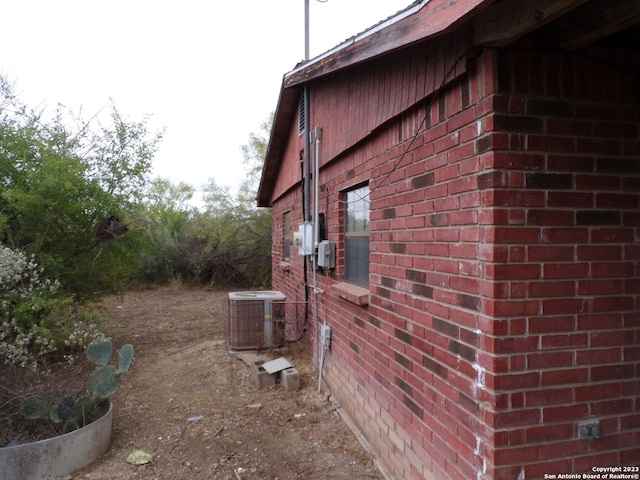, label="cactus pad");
[118,344,134,373]
[88,365,122,399]
[86,339,113,366]
[56,396,76,422]
[19,395,48,419]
